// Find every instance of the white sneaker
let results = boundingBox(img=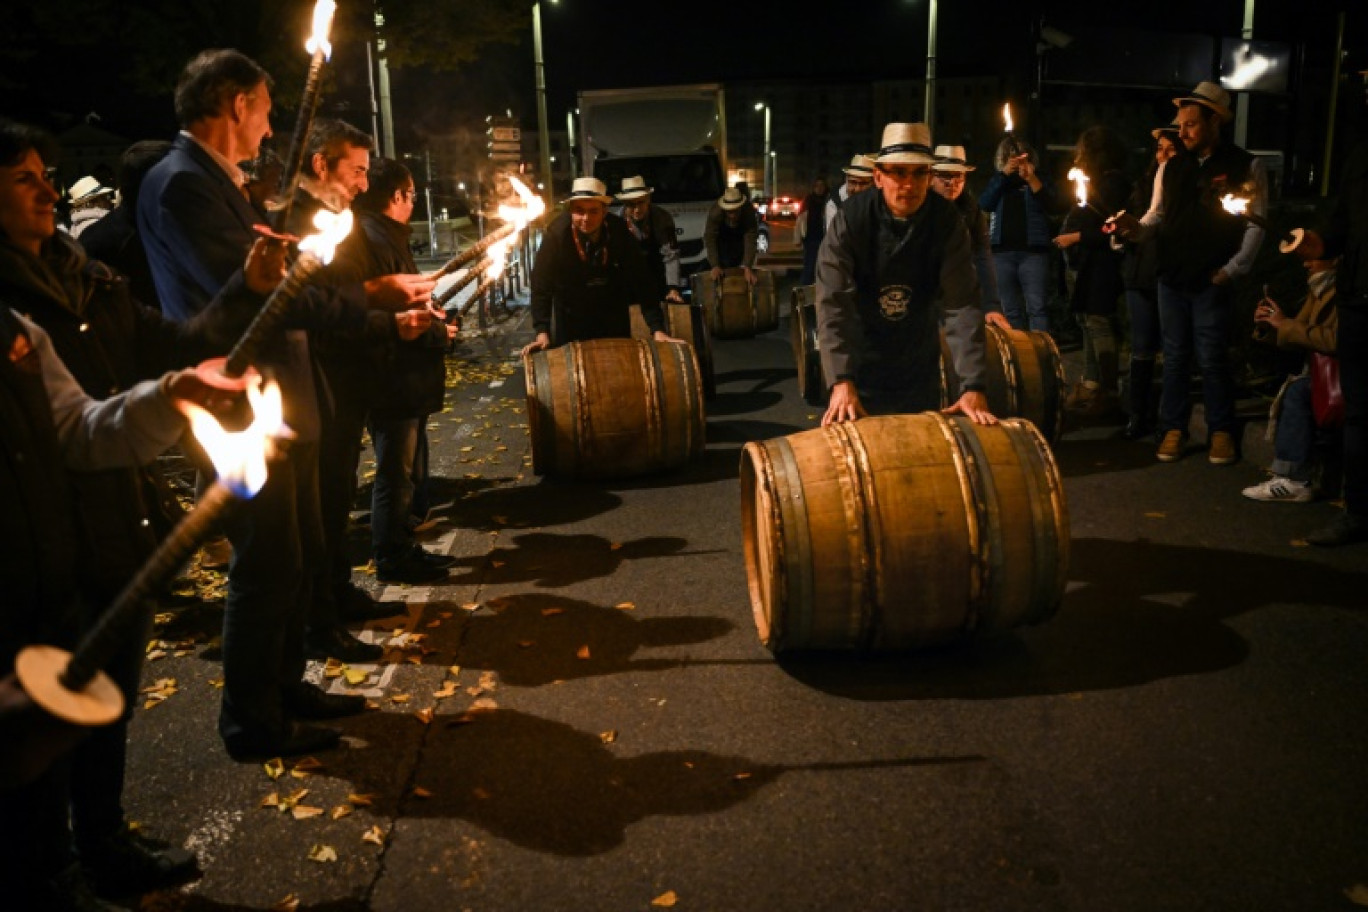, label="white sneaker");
[1242,476,1313,503]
